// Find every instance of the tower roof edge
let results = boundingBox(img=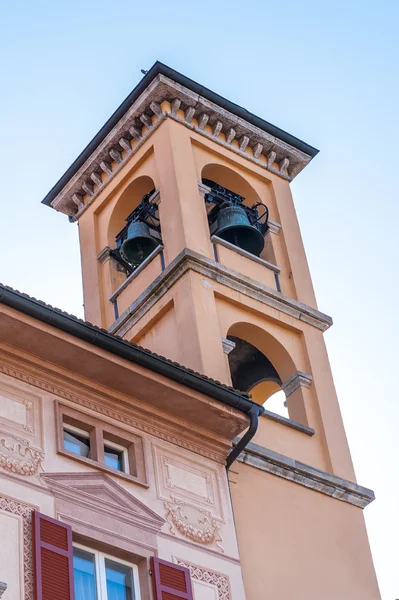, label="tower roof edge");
[42,61,319,213]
